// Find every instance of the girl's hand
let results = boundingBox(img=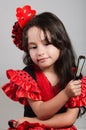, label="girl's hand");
[12,117,39,128]
[12,117,27,128]
[64,80,81,98]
